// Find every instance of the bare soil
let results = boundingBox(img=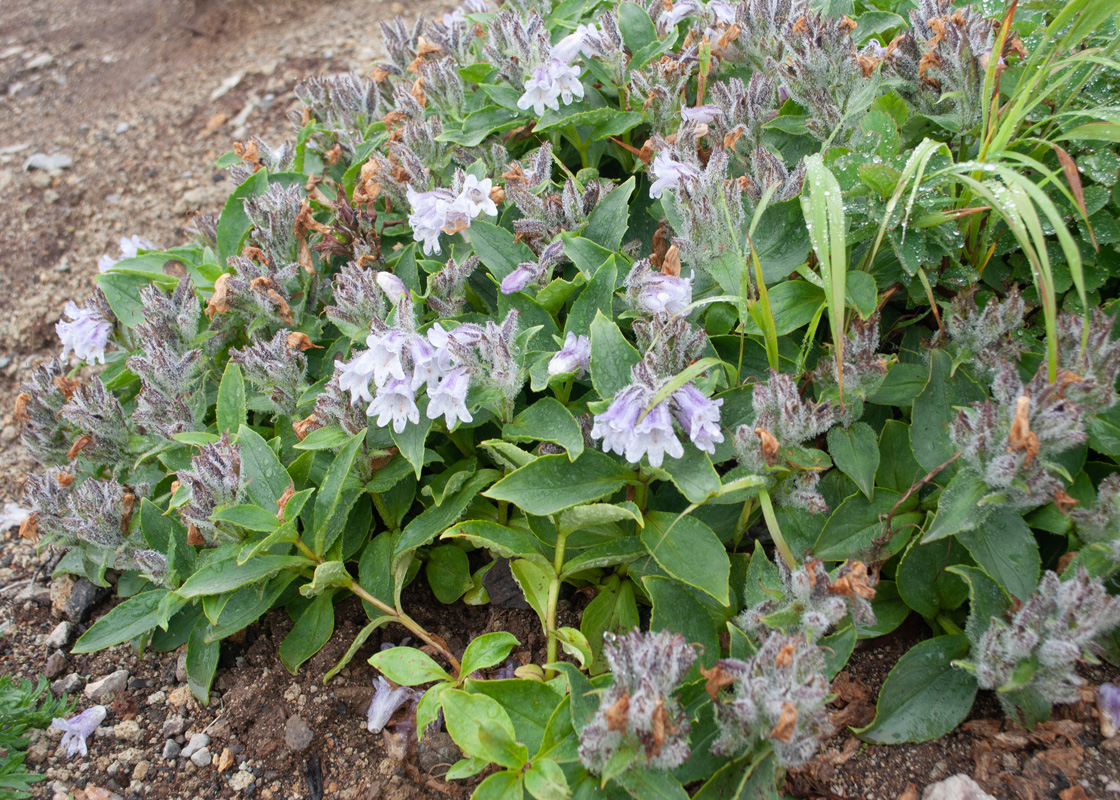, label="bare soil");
[0,1,1117,799]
